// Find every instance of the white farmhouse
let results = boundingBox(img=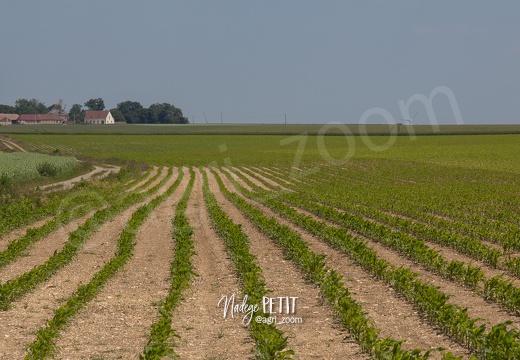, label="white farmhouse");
[84,110,115,125]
